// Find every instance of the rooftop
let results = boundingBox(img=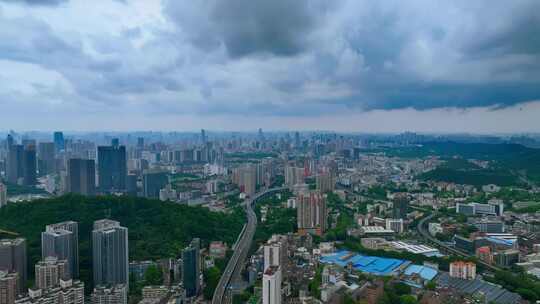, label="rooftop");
[403,264,438,281]
[43,229,72,236]
[485,237,515,246]
[320,250,409,276]
[436,273,521,304]
[361,226,394,234]
[390,241,442,257]
[93,219,122,231]
[0,238,25,246]
[264,266,280,276]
